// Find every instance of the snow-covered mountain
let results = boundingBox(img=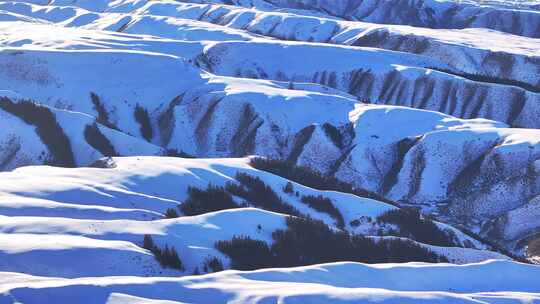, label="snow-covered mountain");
[2,260,540,304]
[0,0,539,302]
